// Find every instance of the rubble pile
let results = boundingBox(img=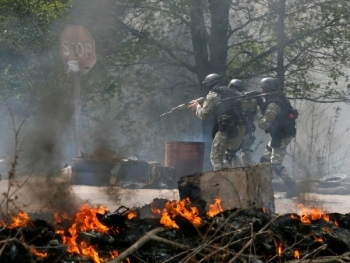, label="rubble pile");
[1,199,350,263]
